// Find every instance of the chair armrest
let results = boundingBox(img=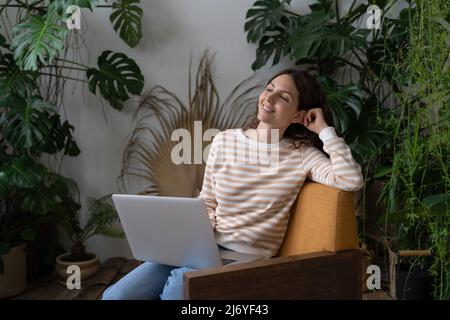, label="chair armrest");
[279,181,359,256]
[183,250,362,300]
